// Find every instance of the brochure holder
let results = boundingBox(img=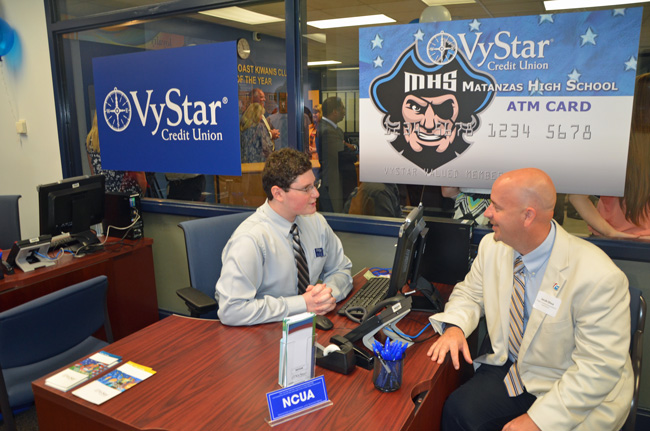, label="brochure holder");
[278,312,316,388]
[7,235,56,272]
